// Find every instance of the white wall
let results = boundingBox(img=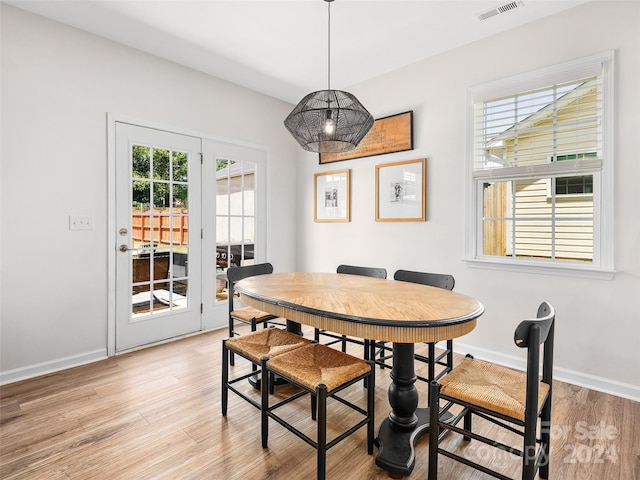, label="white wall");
[296,1,640,400]
[0,5,298,381]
